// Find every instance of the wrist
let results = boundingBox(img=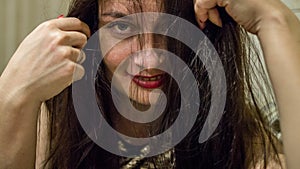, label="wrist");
[0,77,41,168]
[257,5,298,37]
[0,77,41,113]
